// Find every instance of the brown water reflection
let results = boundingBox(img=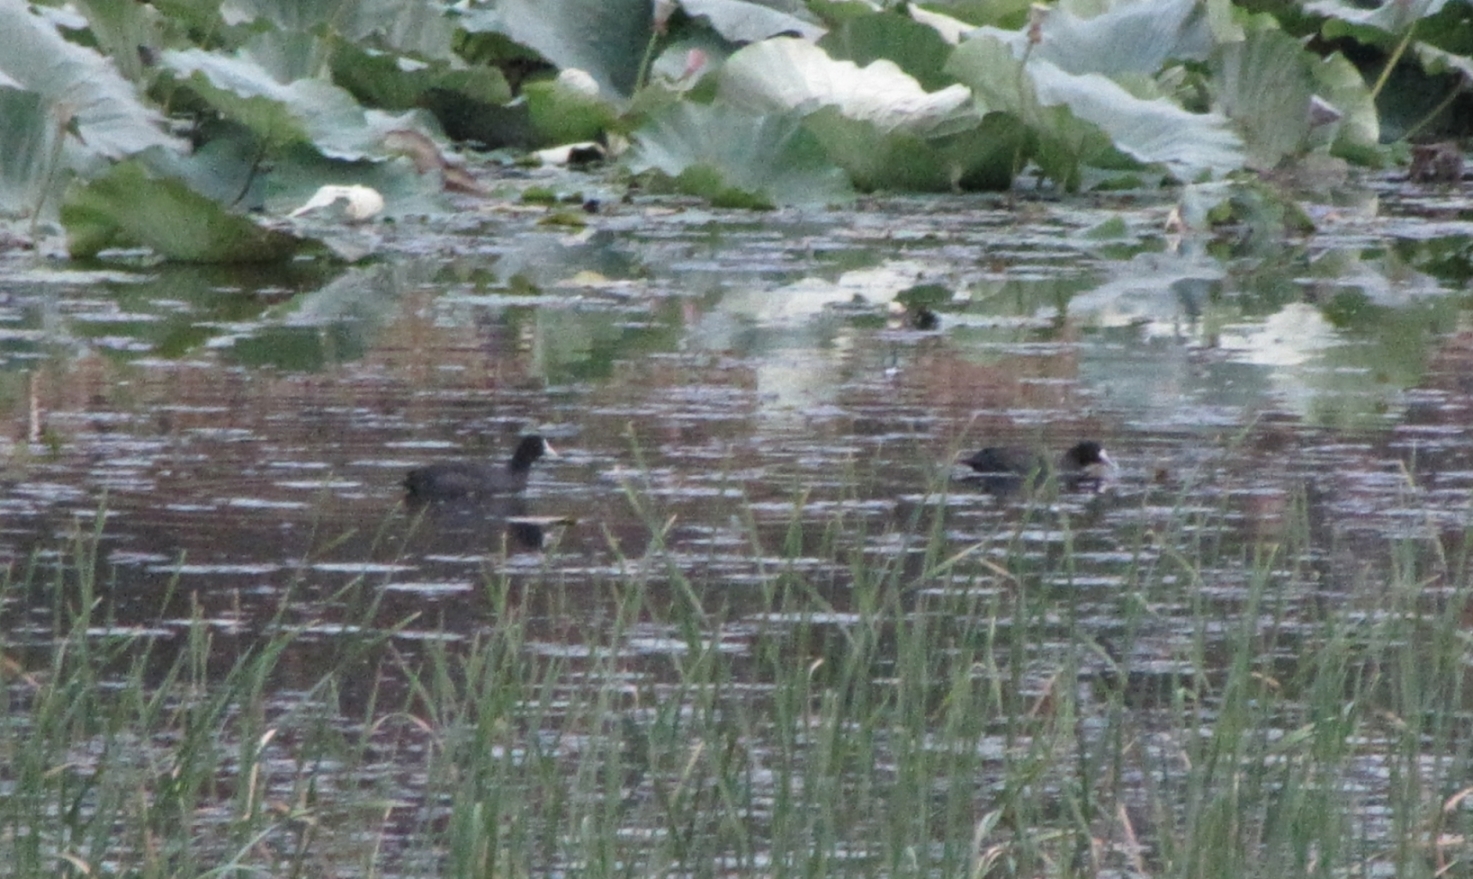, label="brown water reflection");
[3,190,1473,870]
